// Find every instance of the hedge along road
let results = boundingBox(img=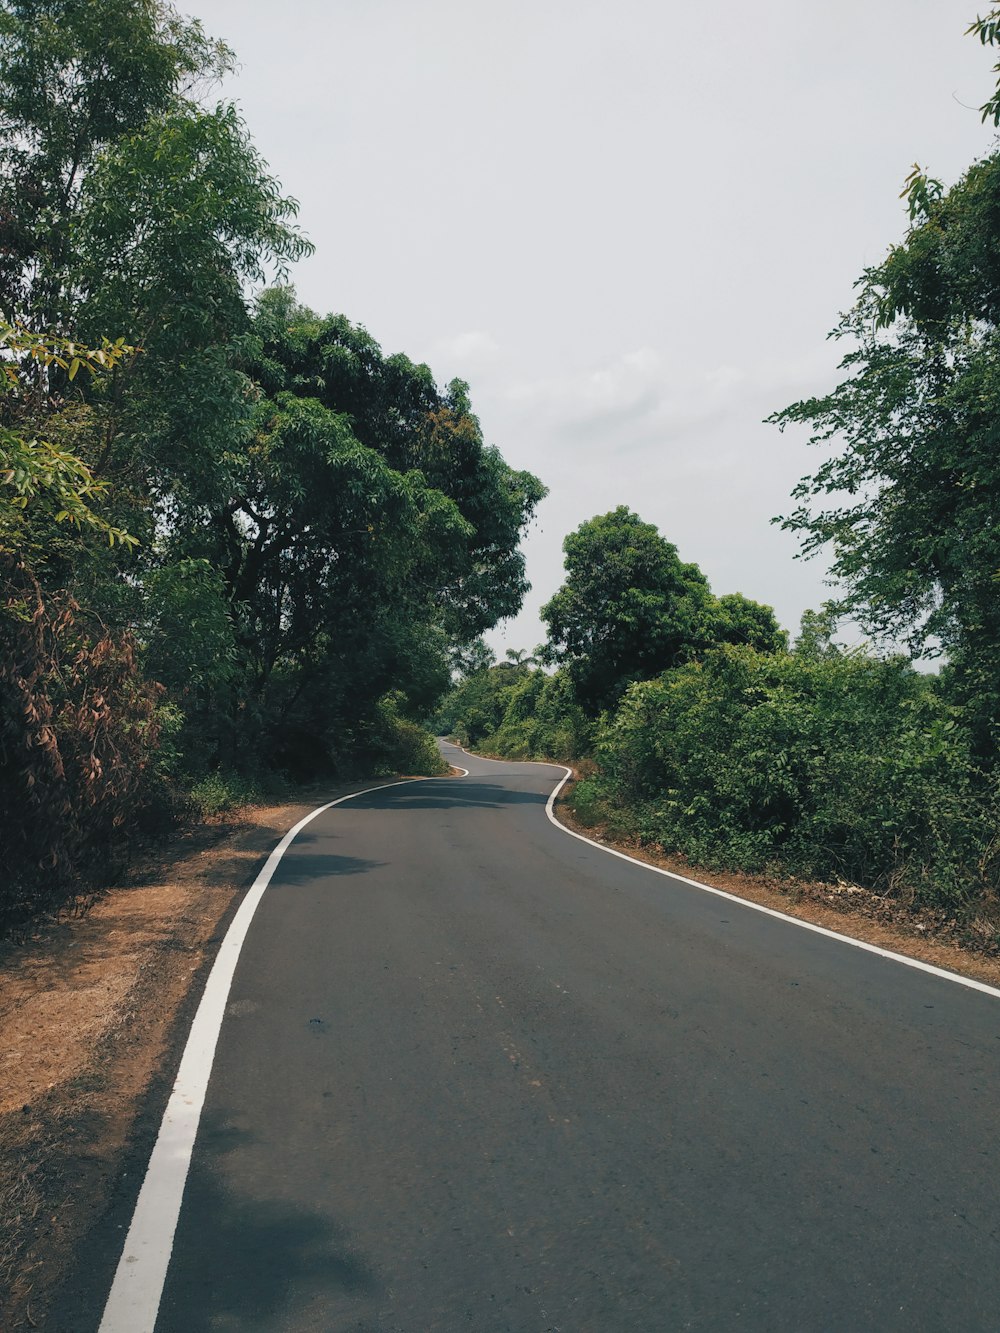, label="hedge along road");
[77,741,1000,1332]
